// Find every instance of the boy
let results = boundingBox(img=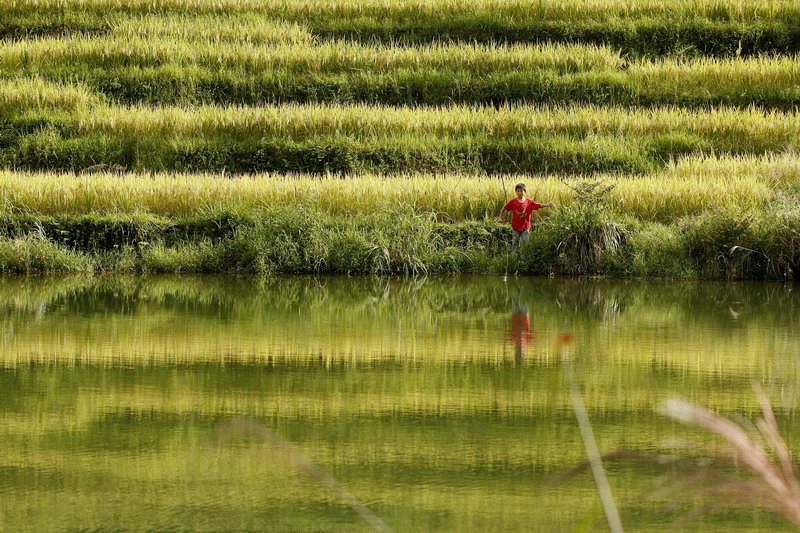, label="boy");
[497,183,554,252]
